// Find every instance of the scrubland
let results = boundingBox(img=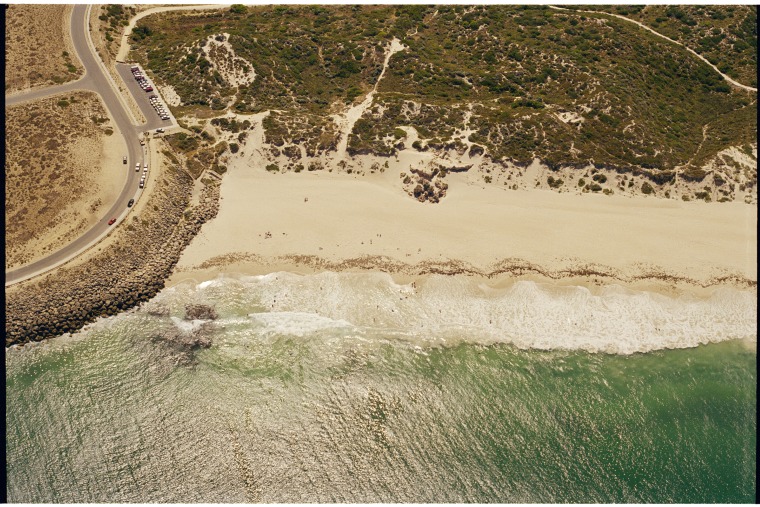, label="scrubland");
[5,92,121,269]
[5,4,82,93]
